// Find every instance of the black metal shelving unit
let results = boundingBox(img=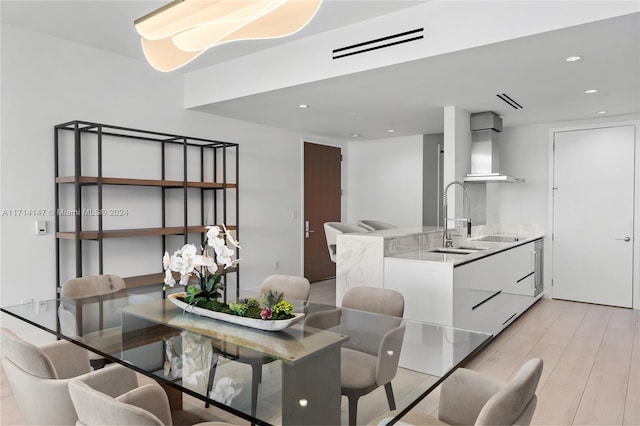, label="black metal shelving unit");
[54,120,240,300]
